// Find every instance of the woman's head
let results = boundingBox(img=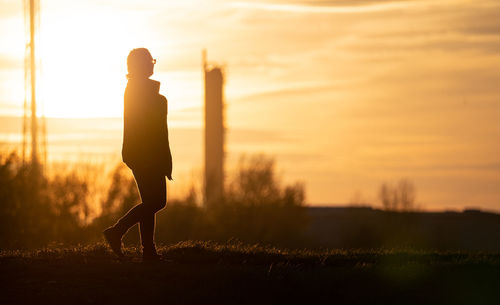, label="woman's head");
[126,48,156,79]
